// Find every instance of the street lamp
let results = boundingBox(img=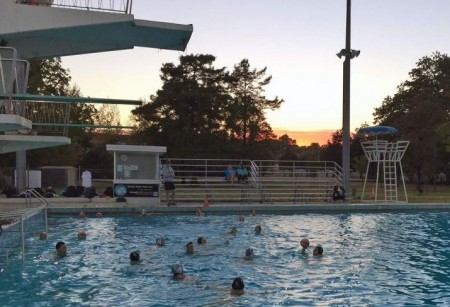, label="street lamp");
[337,0,360,198]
